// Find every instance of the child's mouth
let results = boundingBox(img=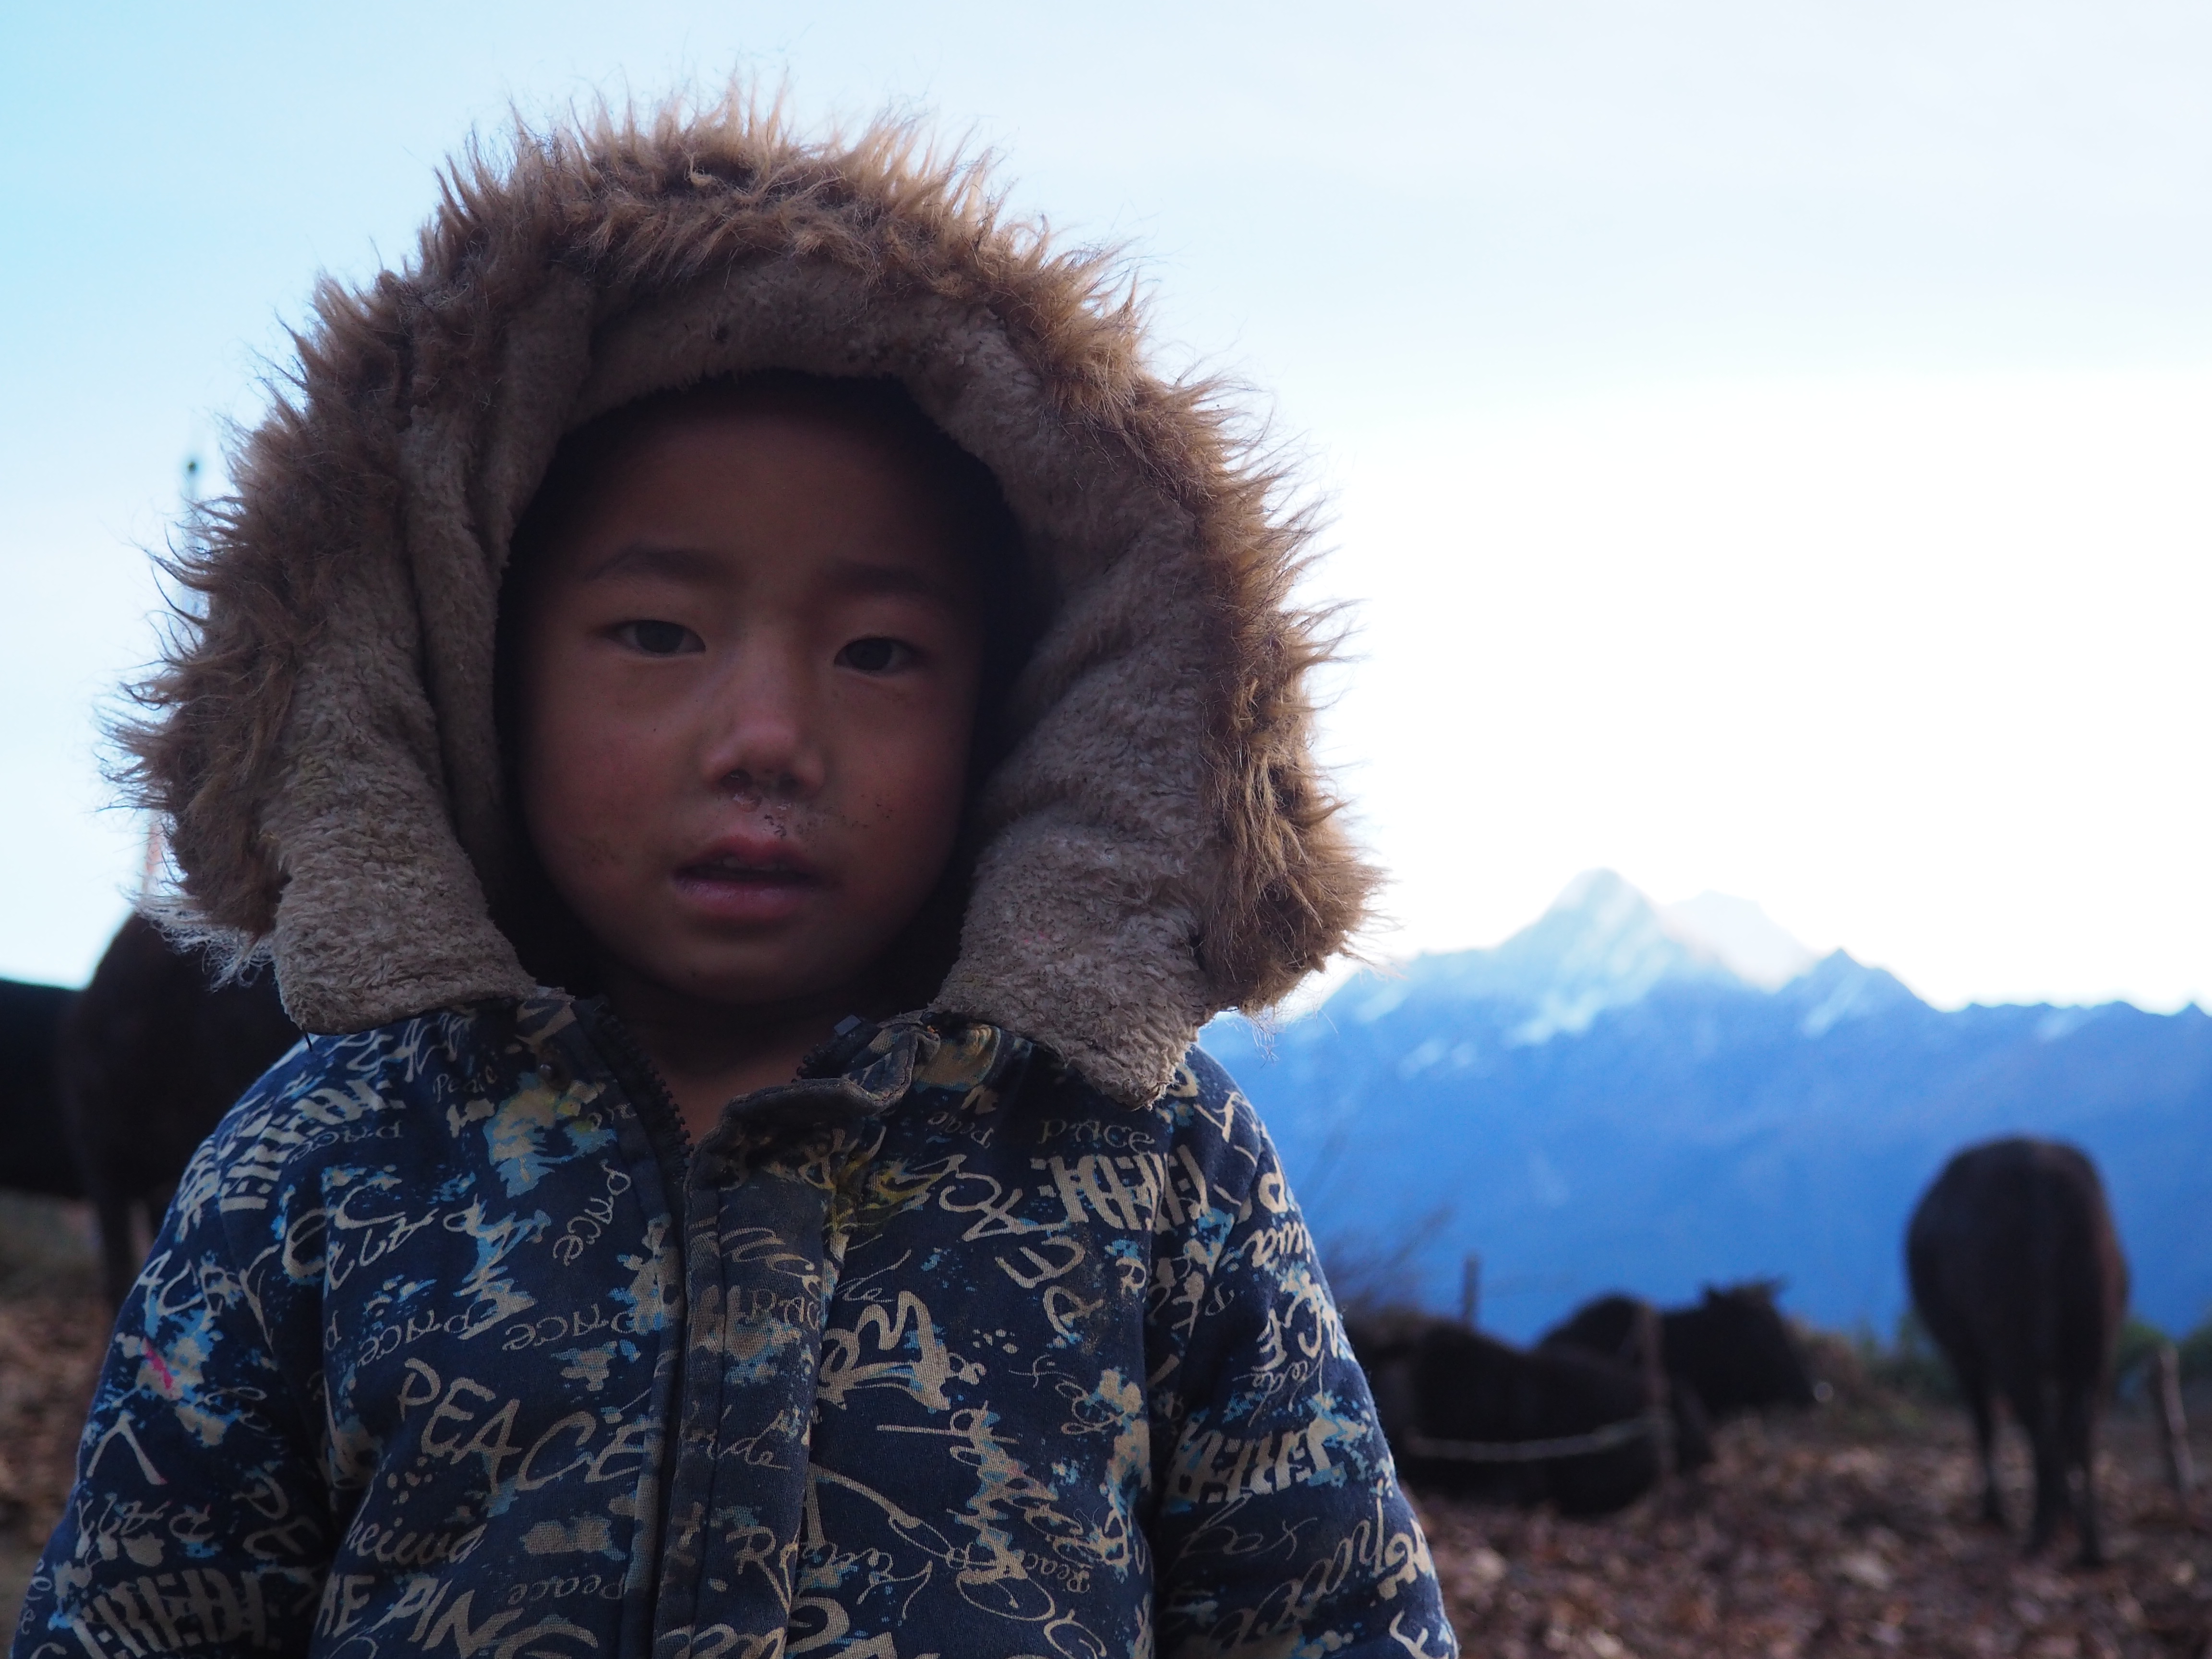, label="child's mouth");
[671,848,824,924]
